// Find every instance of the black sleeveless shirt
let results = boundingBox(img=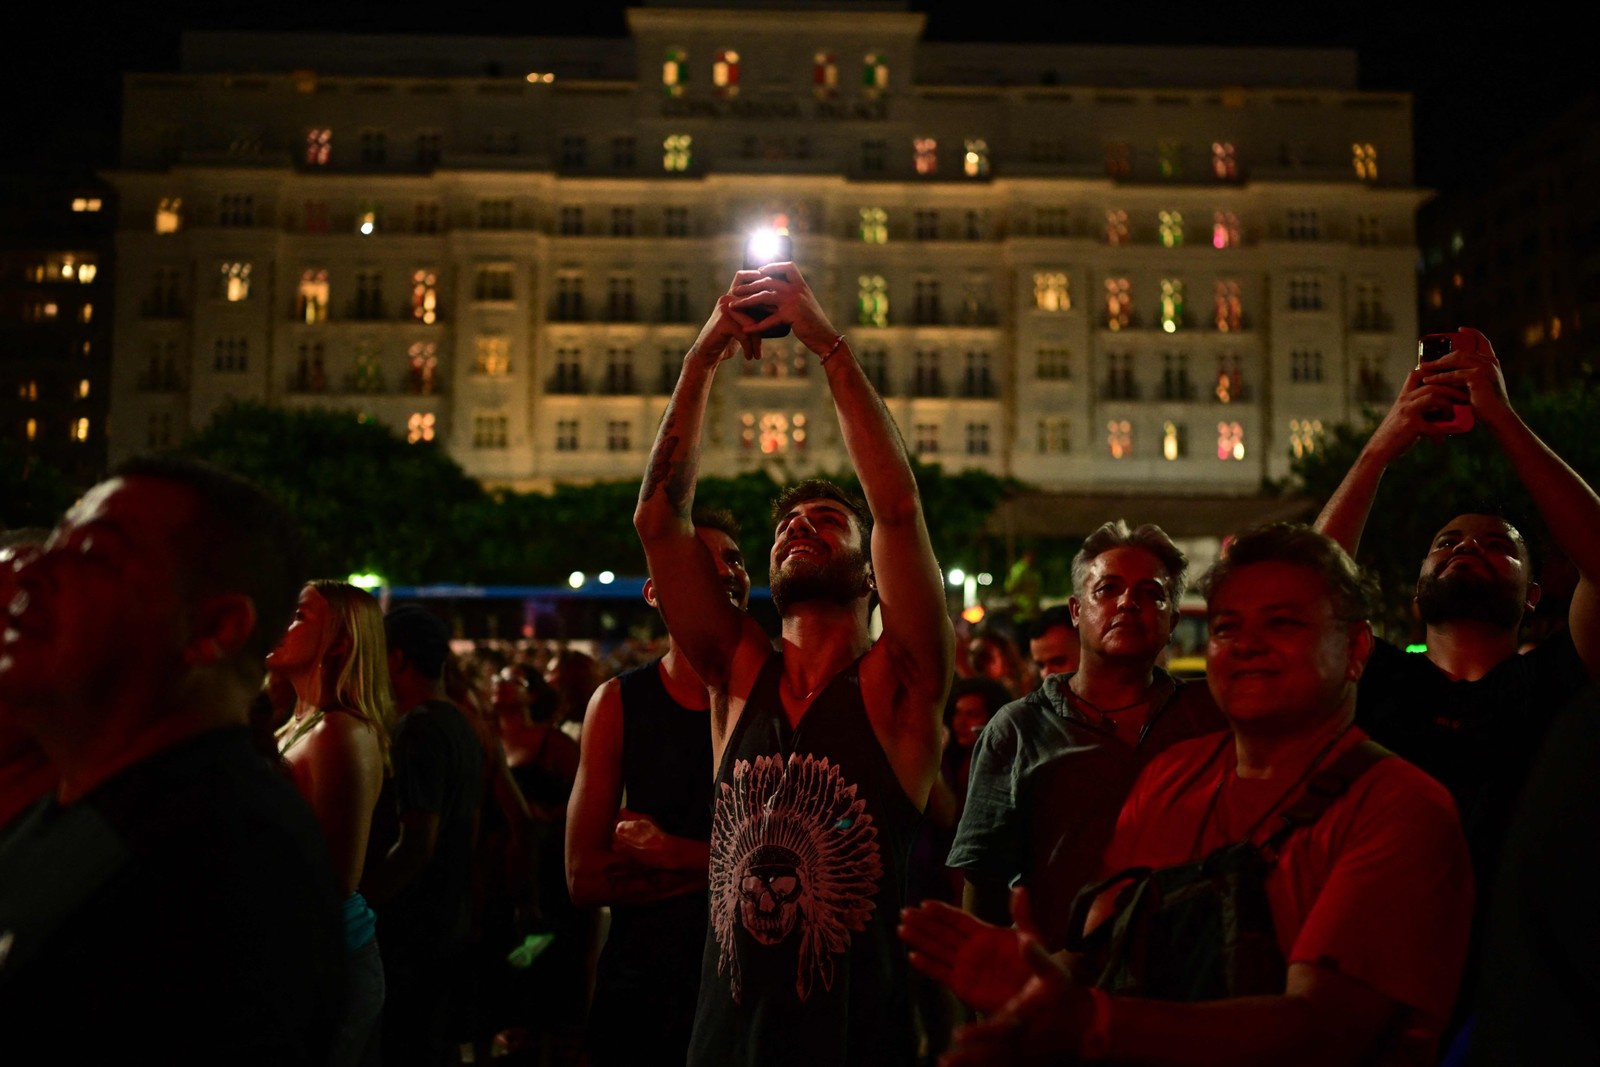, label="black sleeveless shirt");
[687,651,922,1066]
[587,659,715,1064]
